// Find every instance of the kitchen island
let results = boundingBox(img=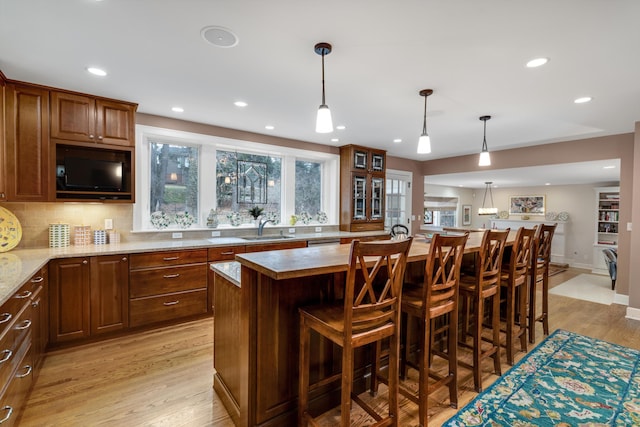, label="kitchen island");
[211,232,502,427]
